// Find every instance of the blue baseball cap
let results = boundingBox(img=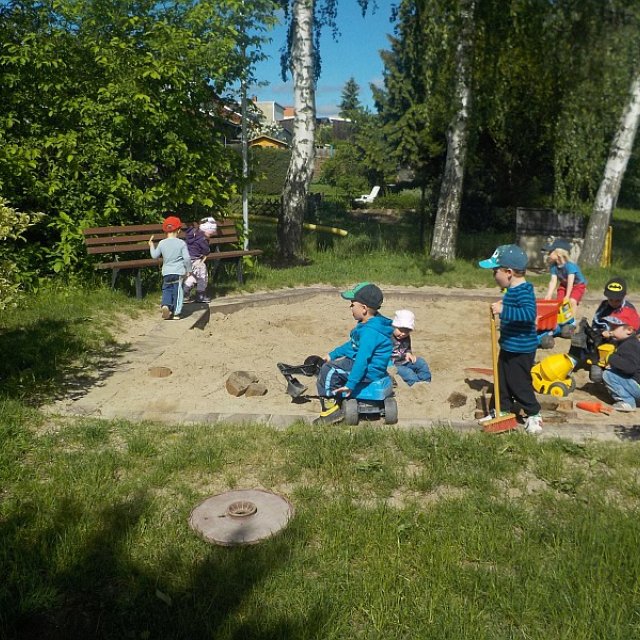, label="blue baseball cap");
[479,244,528,270]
